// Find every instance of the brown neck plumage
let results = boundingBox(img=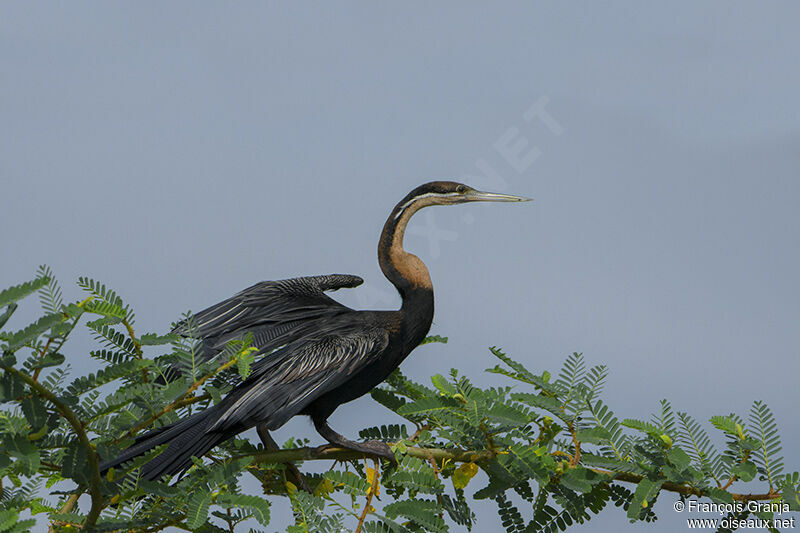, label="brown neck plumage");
[378,196,434,299]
